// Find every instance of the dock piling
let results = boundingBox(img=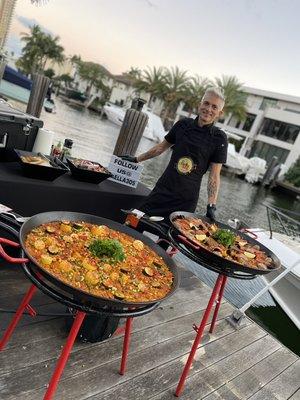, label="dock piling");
[113,98,148,157]
[26,74,50,118]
